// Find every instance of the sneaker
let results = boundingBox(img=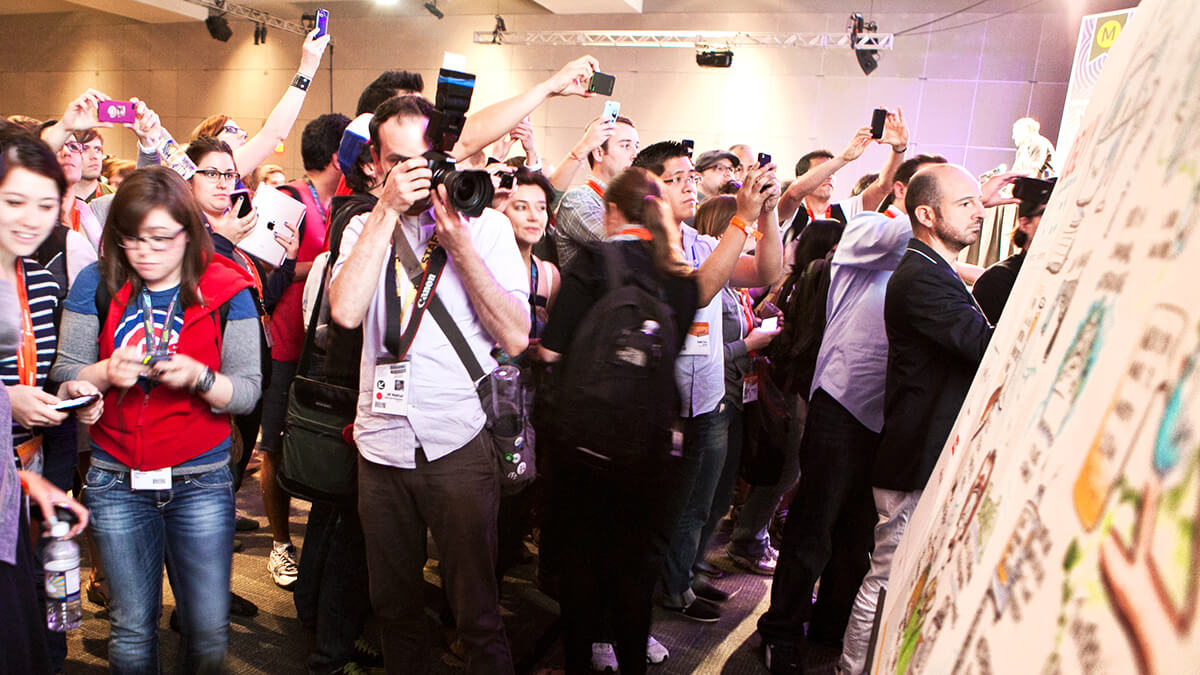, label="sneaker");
[591,643,618,672]
[646,635,669,664]
[694,559,726,579]
[268,543,299,589]
[235,511,261,532]
[762,640,802,675]
[333,662,368,675]
[85,576,110,609]
[664,597,721,623]
[352,636,383,668]
[230,591,259,617]
[692,577,733,603]
[727,543,777,576]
